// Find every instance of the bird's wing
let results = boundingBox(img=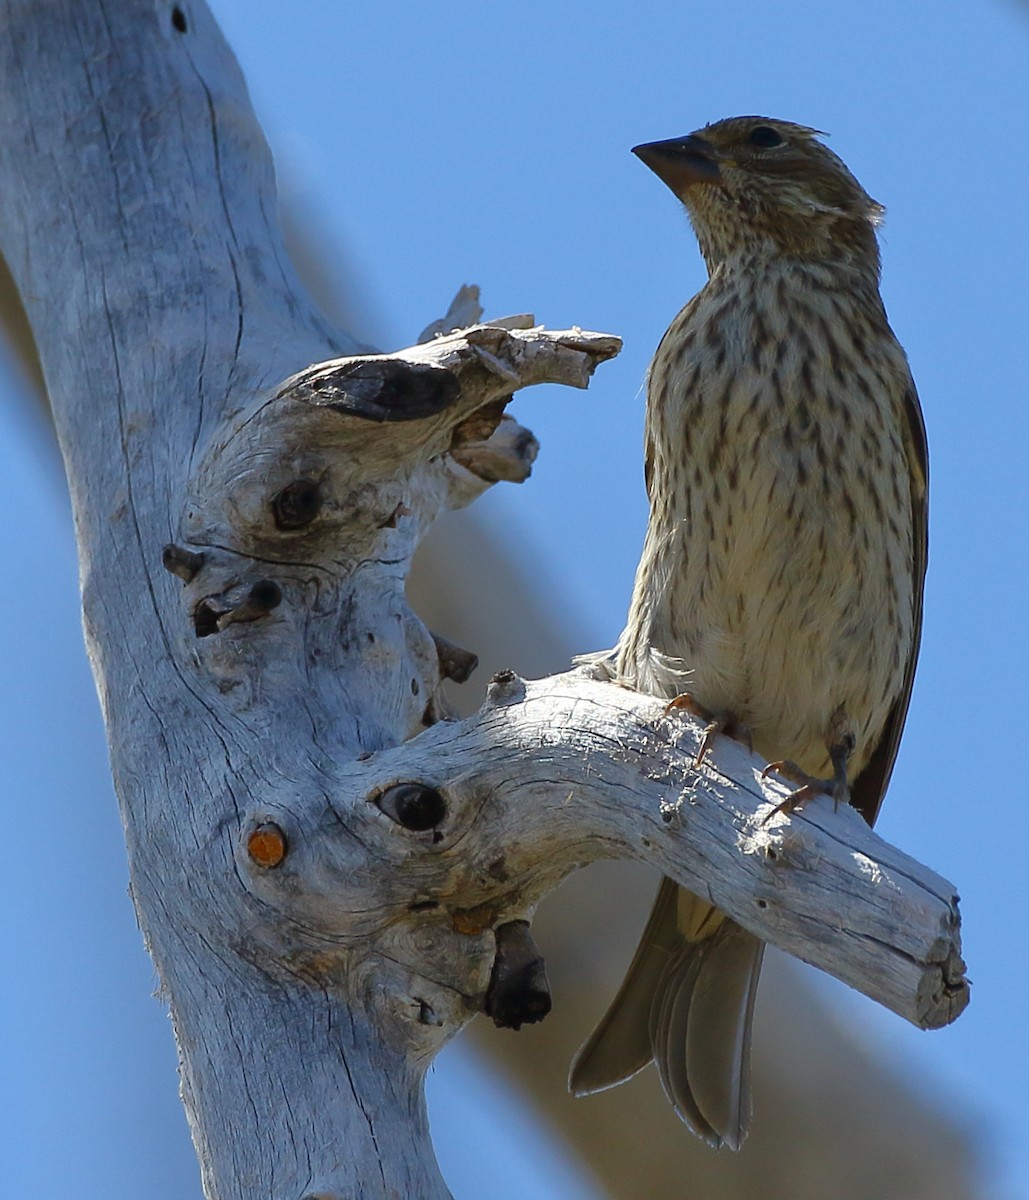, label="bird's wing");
[852,378,929,826]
